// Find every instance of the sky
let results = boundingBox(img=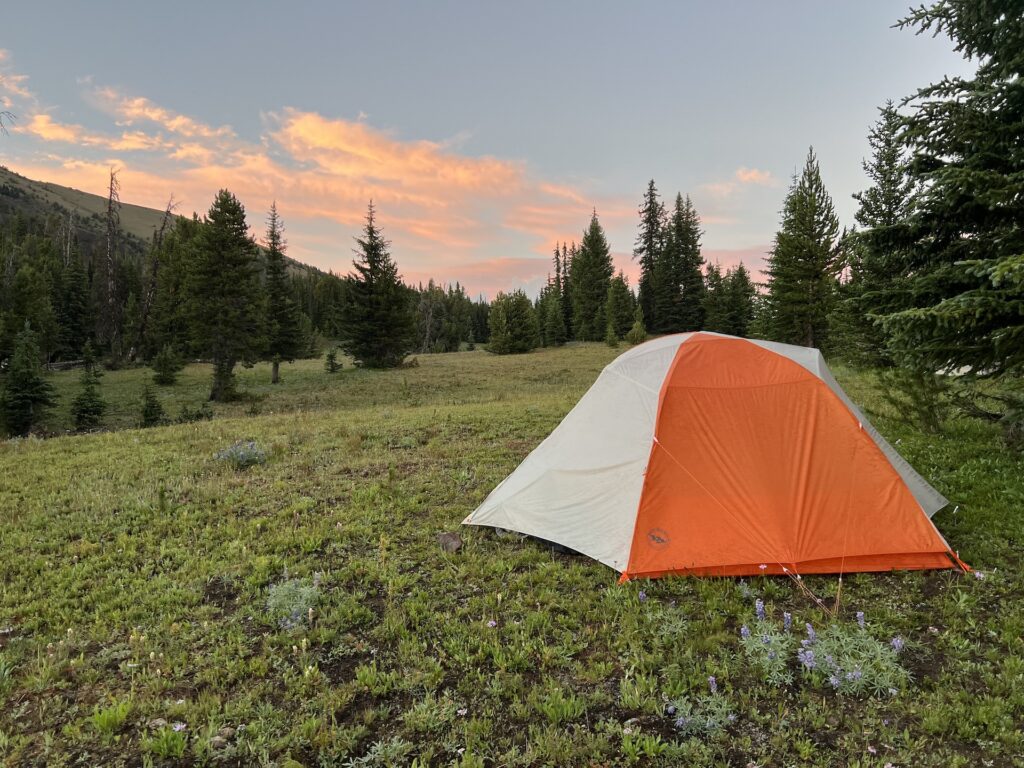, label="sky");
[0,2,974,299]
